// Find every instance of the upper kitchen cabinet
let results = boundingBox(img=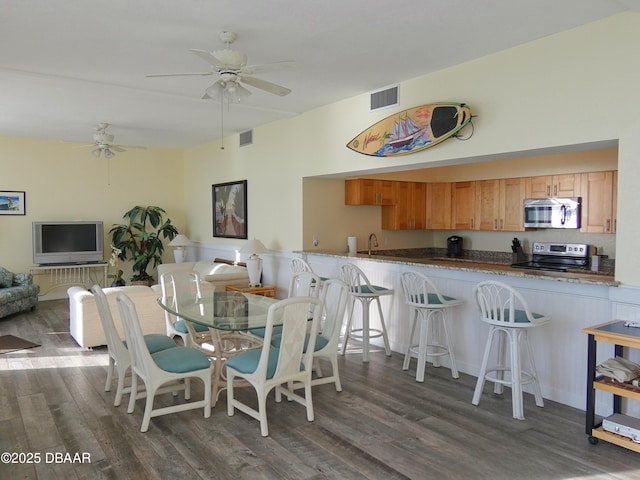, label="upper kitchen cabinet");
[451,181,476,230]
[475,178,525,231]
[345,179,395,205]
[426,182,452,229]
[500,178,527,231]
[580,171,616,233]
[525,174,581,198]
[382,181,426,230]
[475,179,500,230]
